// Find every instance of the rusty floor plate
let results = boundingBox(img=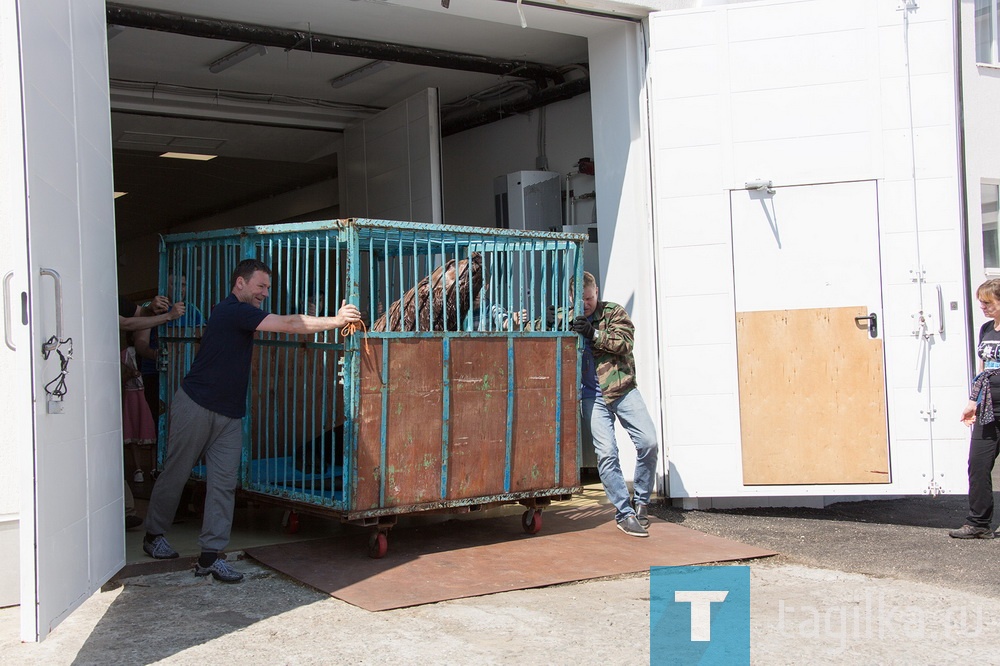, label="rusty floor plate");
[243,506,776,612]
